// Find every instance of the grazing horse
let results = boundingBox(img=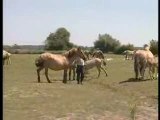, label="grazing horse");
[3,50,11,65]
[123,50,135,60]
[35,47,86,83]
[134,49,157,80]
